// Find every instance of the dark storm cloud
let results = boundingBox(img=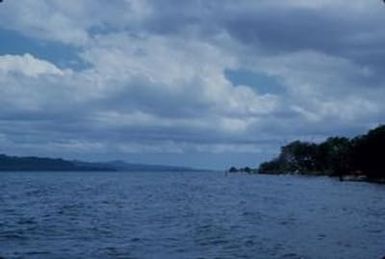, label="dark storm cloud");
[139,1,385,77]
[223,7,385,77]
